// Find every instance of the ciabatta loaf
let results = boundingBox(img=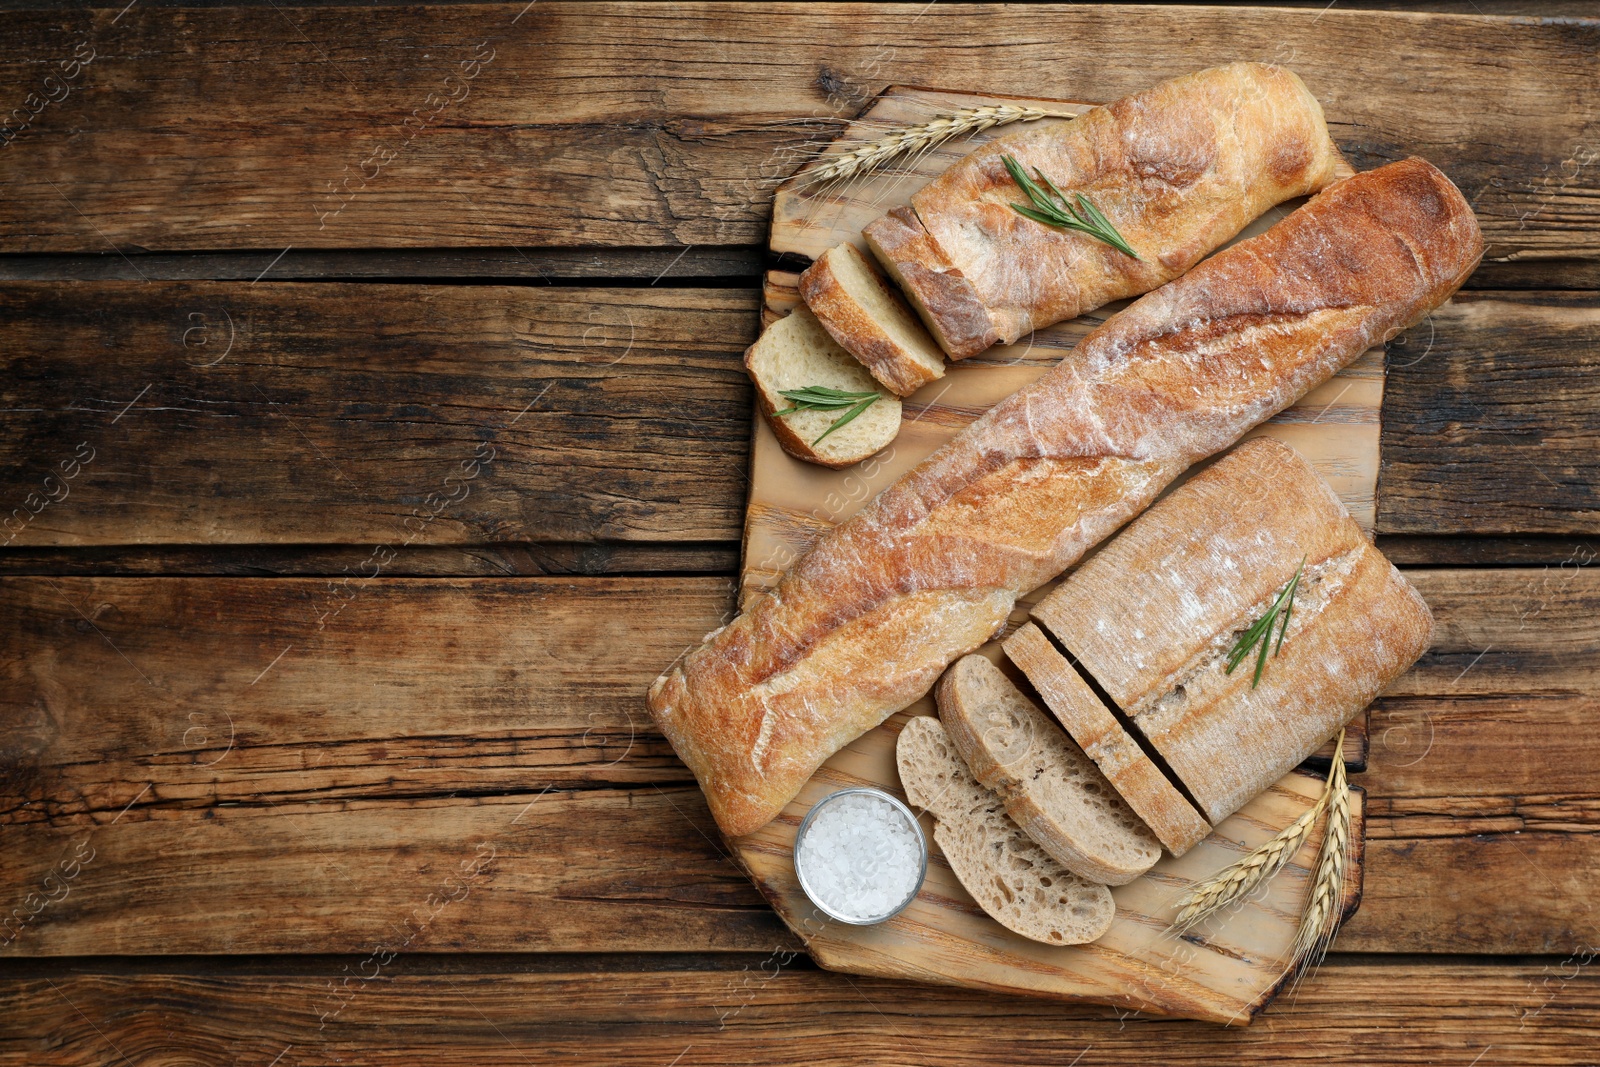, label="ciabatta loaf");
[864,63,1345,357]
[745,306,900,469]
[1030,437,1434,824]
[800,242,947,396]
[648,157,1482,838]
[937,655,1162,884]
[1001,625,1211,856]
[896,714,1115,945]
